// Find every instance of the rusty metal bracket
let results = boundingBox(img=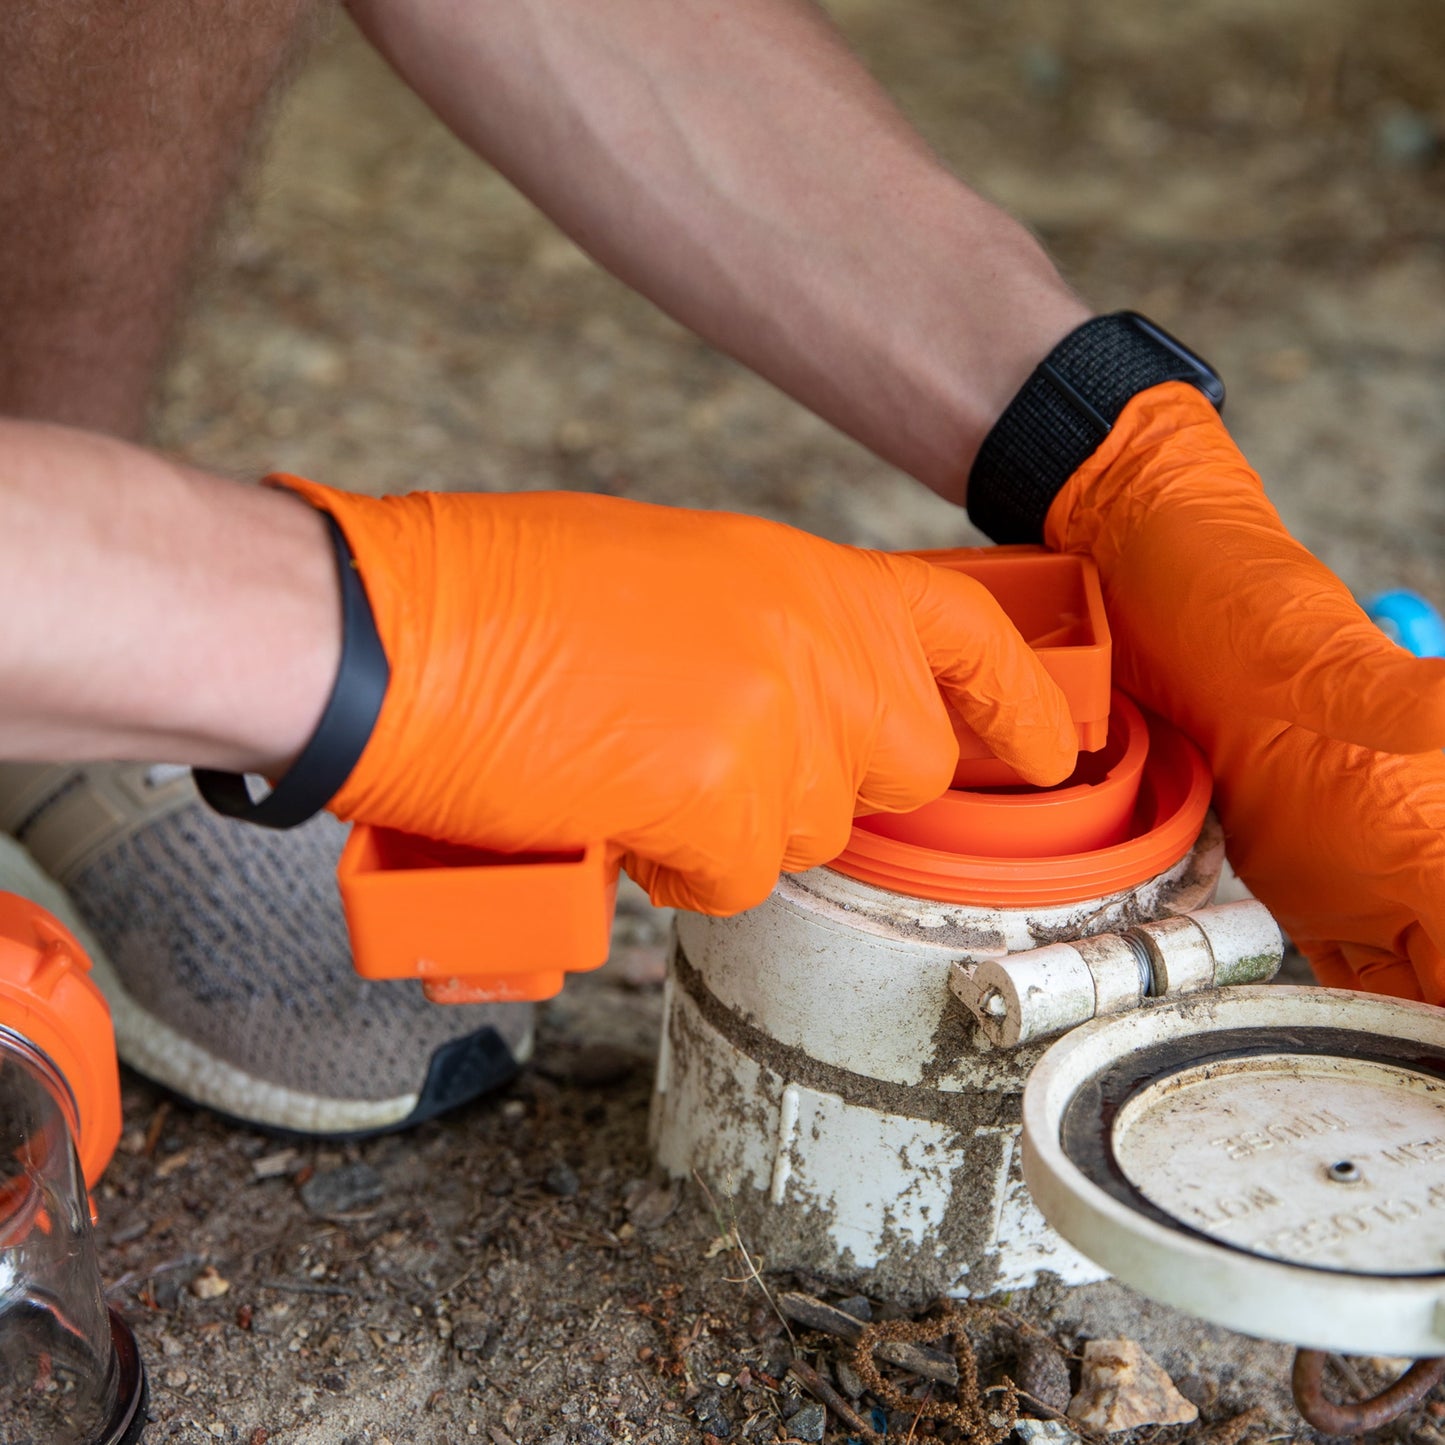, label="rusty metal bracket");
[1292,1348,1445,1435]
